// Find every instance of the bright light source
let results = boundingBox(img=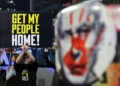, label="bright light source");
[91,5,101,11]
